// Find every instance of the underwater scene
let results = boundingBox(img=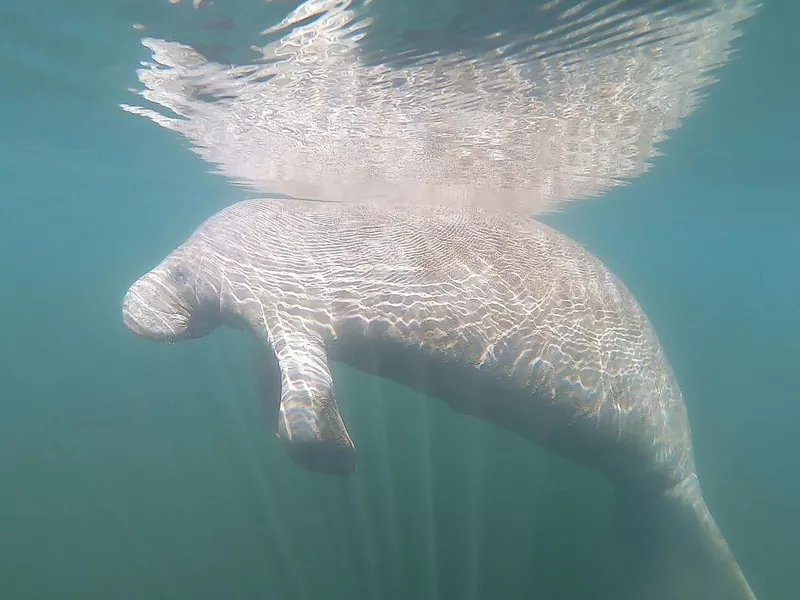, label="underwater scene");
[1,1,798,599]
